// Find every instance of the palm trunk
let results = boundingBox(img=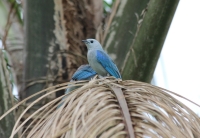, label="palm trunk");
[22,0,56,100]
[22,0,103,100]
[104,0,179,83]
